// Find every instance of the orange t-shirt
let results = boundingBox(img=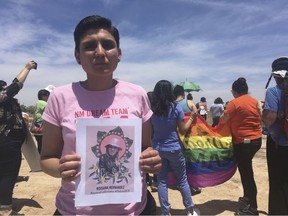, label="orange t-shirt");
[224,95,262,144]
